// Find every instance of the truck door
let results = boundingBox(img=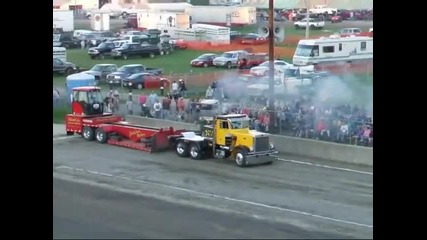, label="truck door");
[215,120,230,146]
